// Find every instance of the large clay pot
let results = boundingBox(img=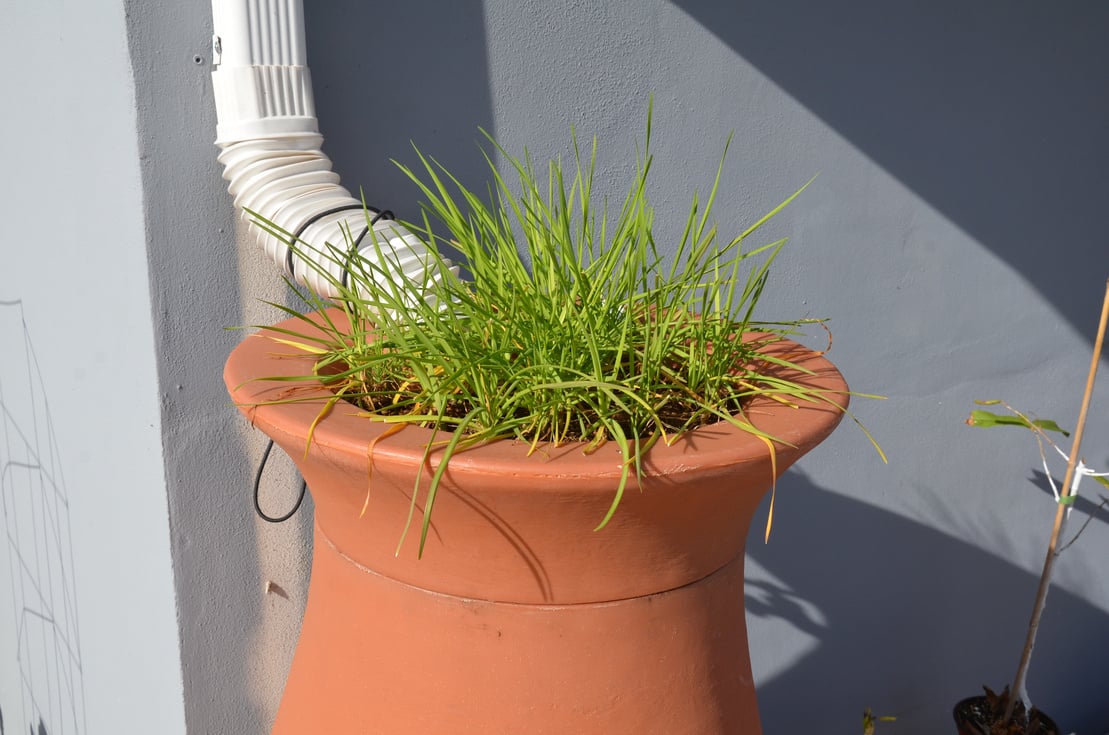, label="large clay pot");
[224,311,849,735]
